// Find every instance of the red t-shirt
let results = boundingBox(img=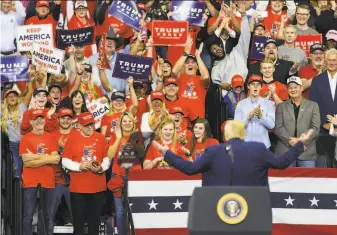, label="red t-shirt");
[262,9,290,37]
[145,141,187,168]
[298,64,320,99]
[260,80,289,108]
[192,138,219,161]
[178,74,207,118]
[97,14,134,38]
[19,132,58,188]
[21,108,59,135]
[101,112,123,138]
[62,131,108,193]
[51,130,71,185]
[135,97,149,130]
